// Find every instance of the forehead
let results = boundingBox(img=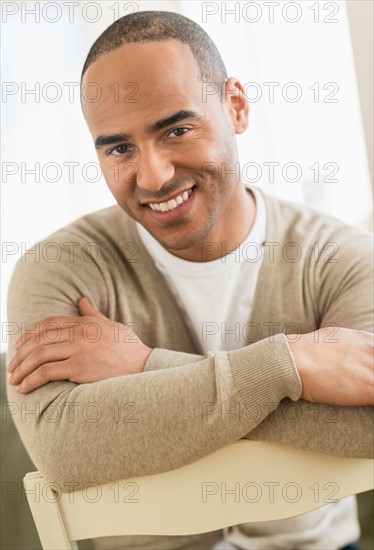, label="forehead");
[82,41,205,132]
